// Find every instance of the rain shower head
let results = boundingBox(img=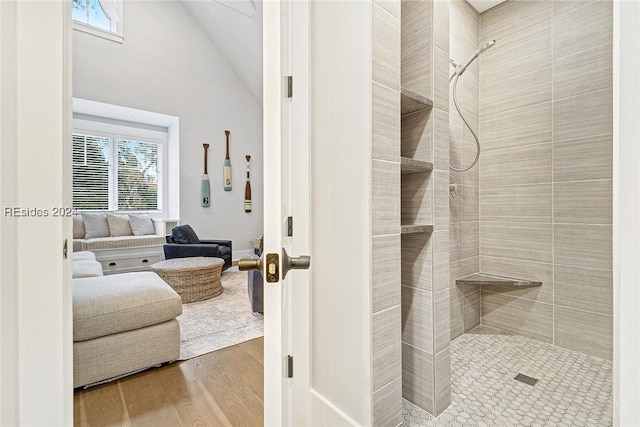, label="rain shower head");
[457,39,496,76]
